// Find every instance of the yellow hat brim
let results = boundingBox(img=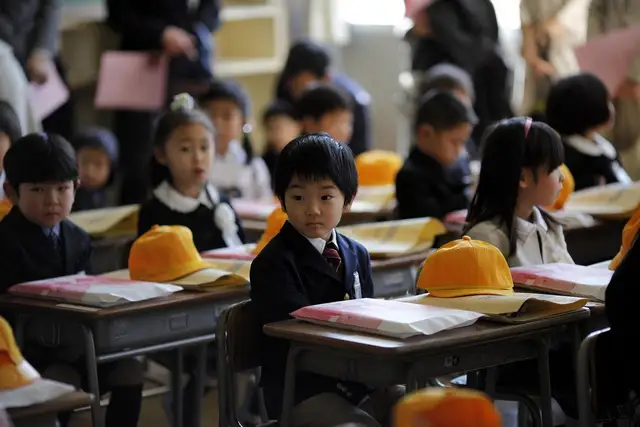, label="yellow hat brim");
[428,287,514,298]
